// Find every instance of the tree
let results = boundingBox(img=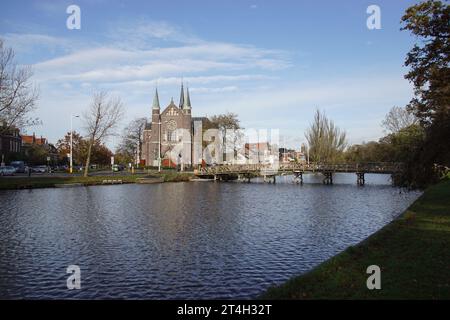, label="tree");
[209,112,243,162]
[345,141,388,163]
[399,0,450,186]
[305,109,347,163]
[56,131,113,166]
[56,131,84,165]
[382,106,418,133]
[23,143,57,166]
[116,117,147,165]
[82,91,124,177]
[89,143,113,165]
[380,124,425,162]
[0,39,39,134]
[209,112,241,131]
[401,0,450,125]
